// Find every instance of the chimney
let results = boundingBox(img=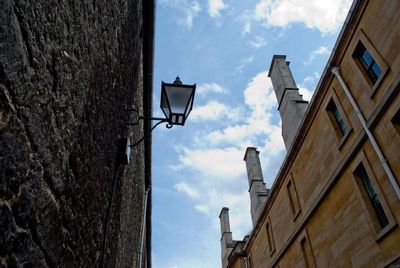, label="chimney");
[219,207,234,268]
[268,55,308,150]
[244,147,270,227]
